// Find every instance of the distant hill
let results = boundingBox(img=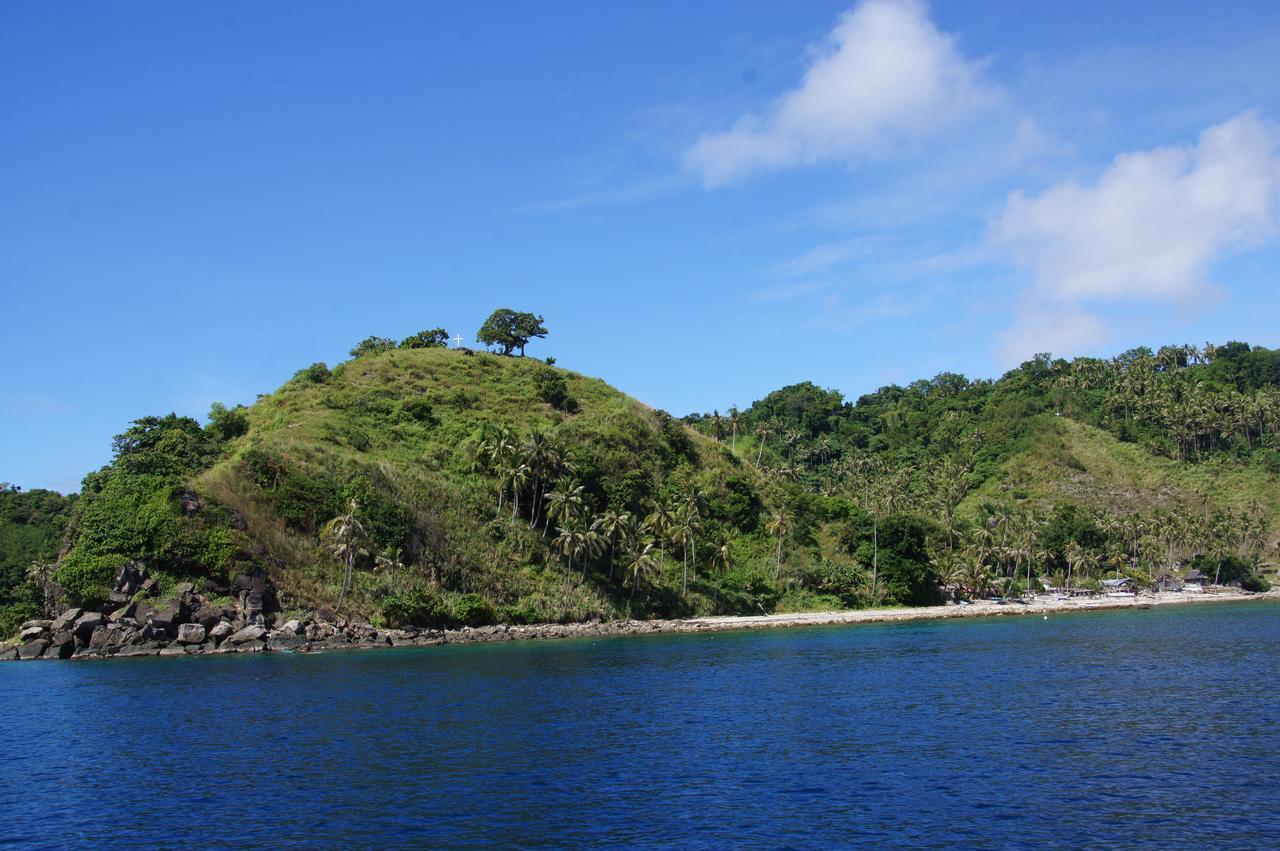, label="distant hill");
[2,337,1276,636]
